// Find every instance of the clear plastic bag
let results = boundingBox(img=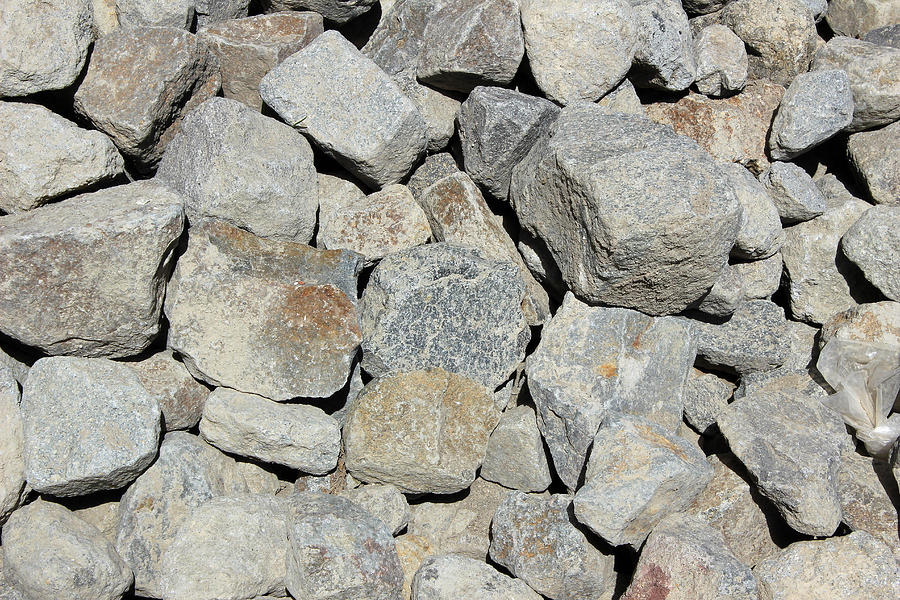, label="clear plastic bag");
[816,338,900,458]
